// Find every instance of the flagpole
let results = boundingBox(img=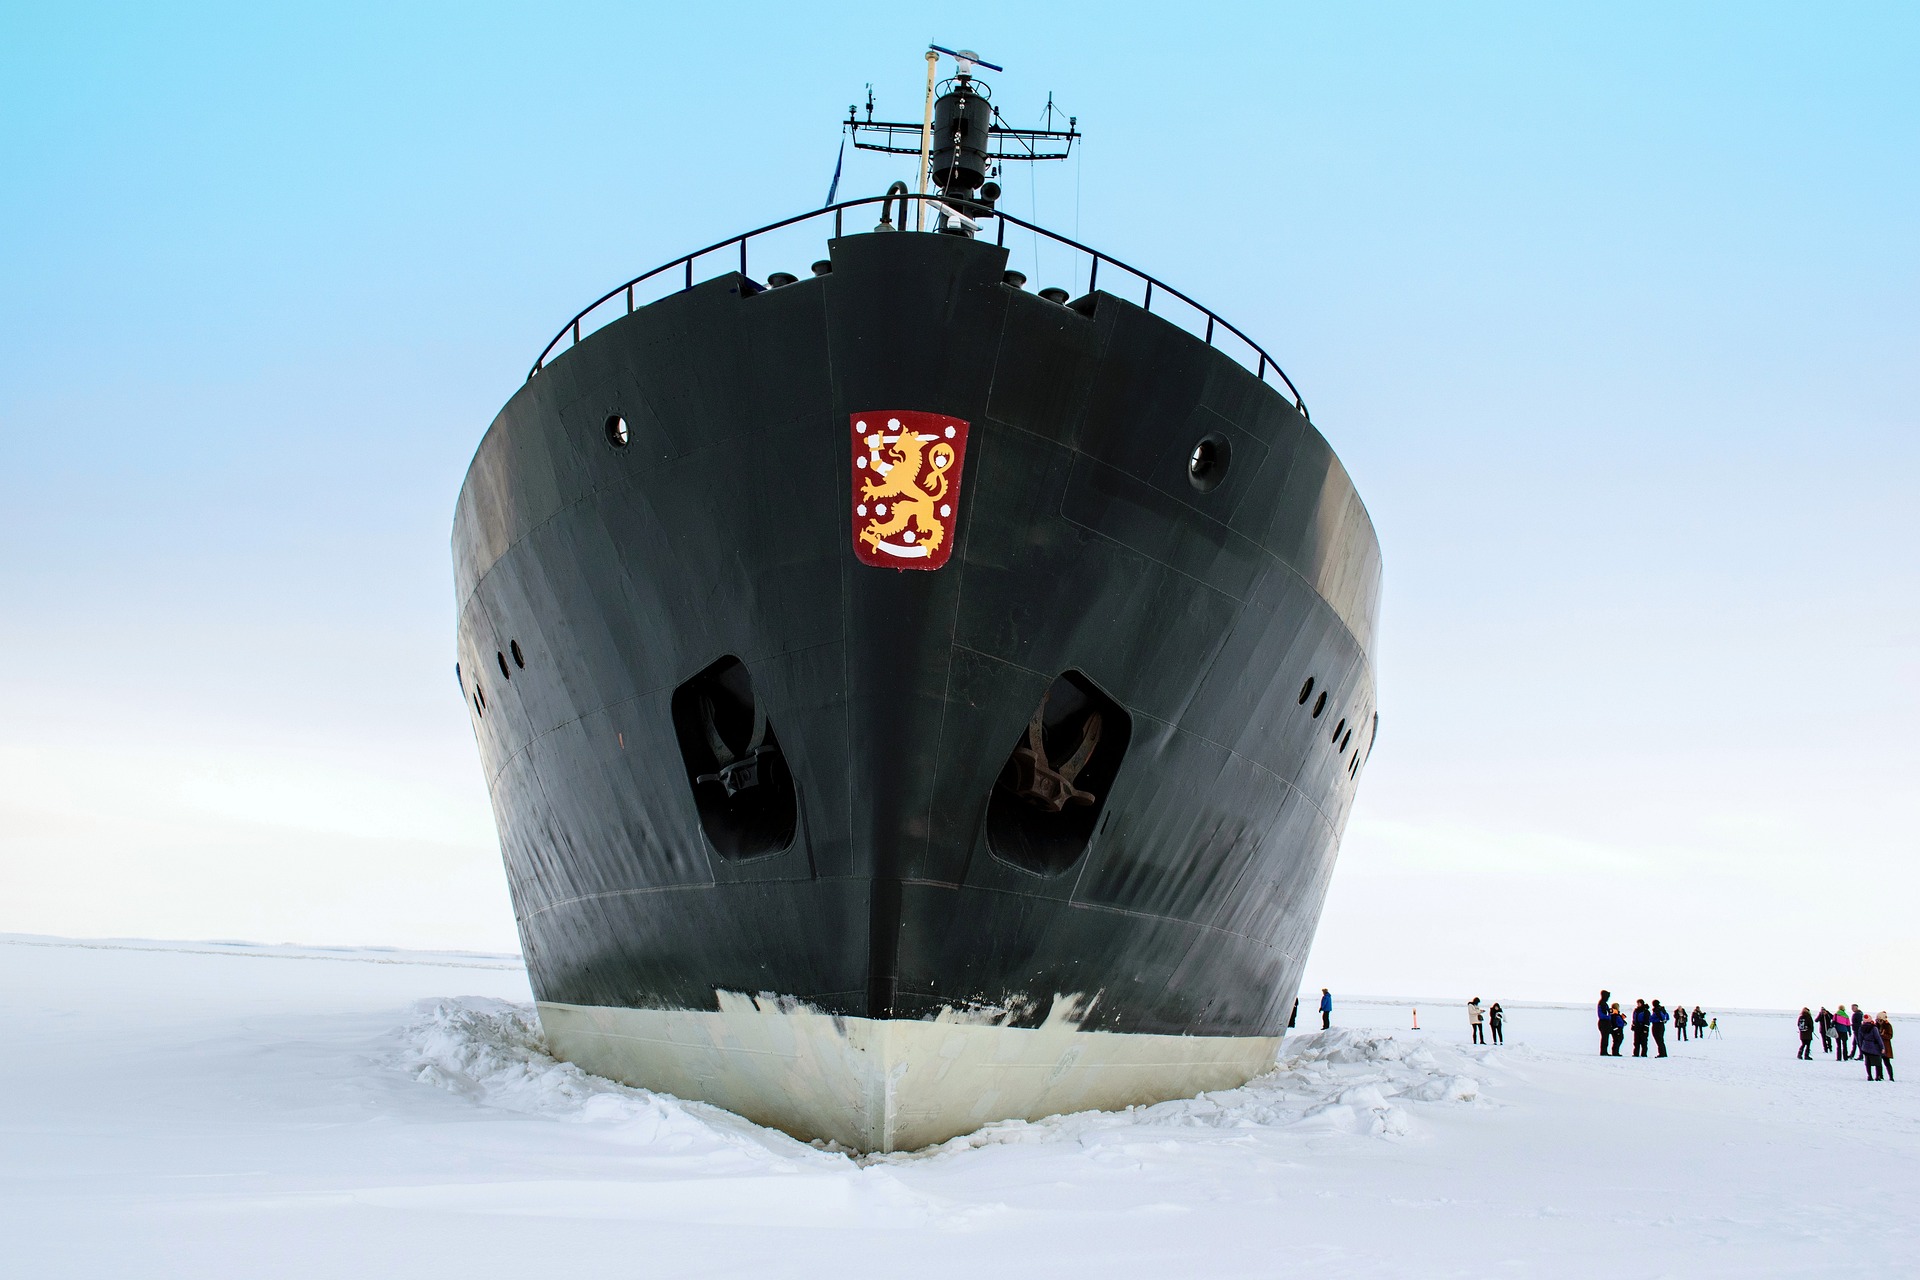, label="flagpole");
[825,138,845,207]
[915,49,938,231]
